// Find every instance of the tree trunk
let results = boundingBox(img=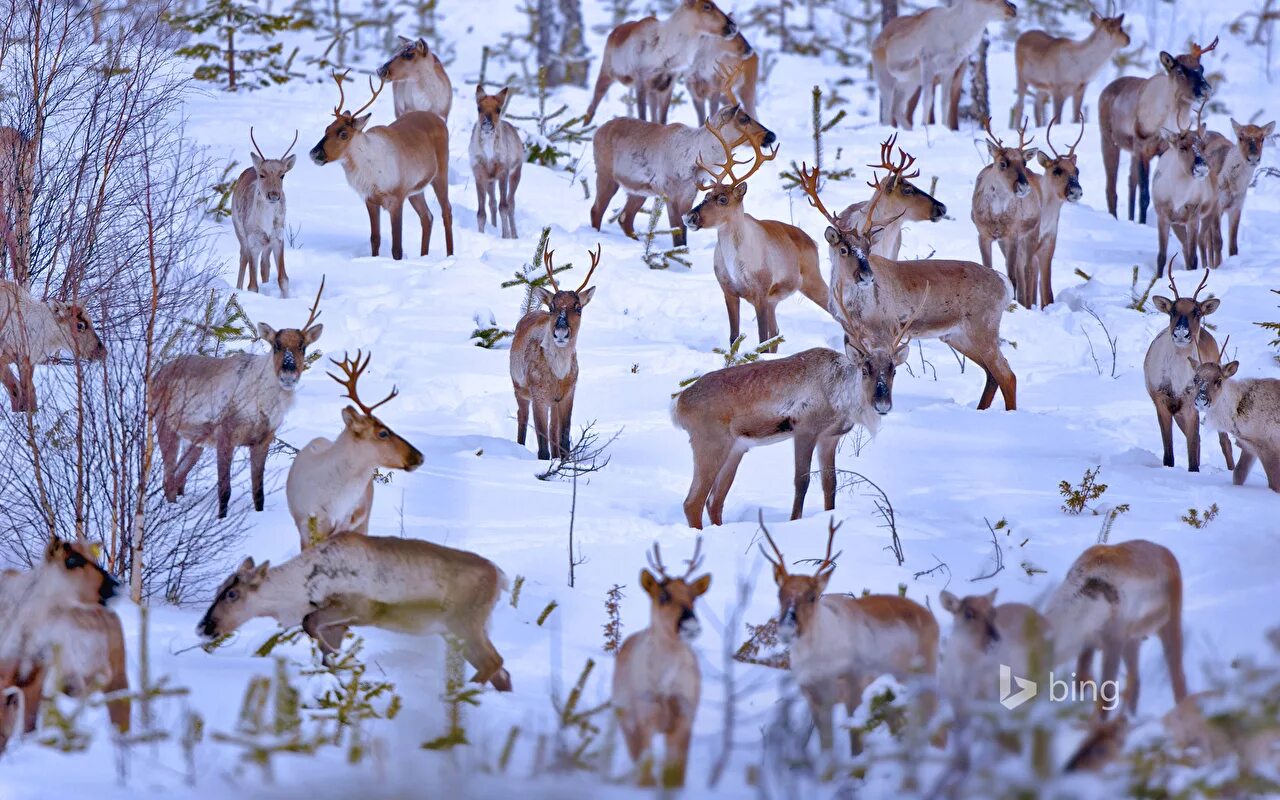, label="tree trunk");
[878,0,898,123]
[961,31,990,126]
[537,0,589,87]
[227,25,236,91]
